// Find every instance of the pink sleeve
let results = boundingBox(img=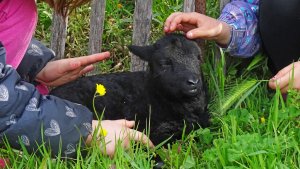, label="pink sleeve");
[0,0,48,95]
[0,0,37,68]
